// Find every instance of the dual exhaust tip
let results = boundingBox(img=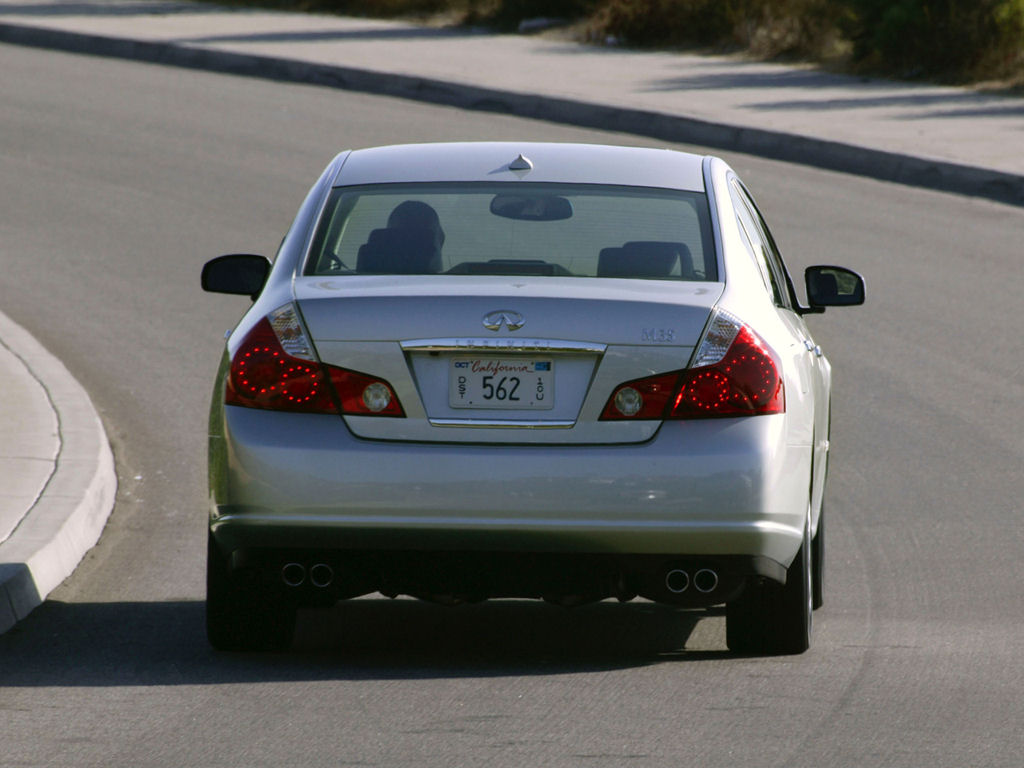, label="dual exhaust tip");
[282,562,334,588]
[665,567,719,595]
